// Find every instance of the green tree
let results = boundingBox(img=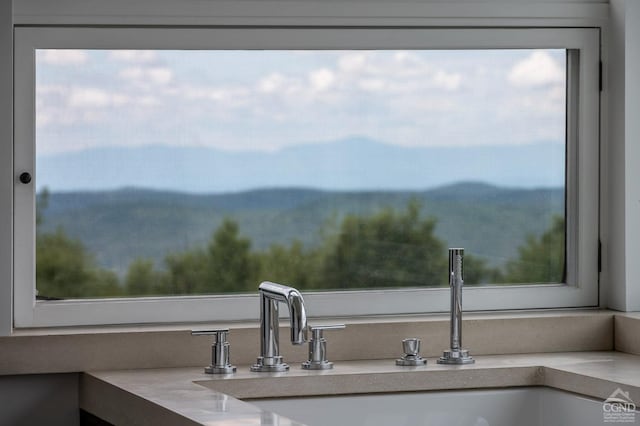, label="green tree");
[137,219,258,296]
[36,228,122,298]
[257,240,320,290]
[321,200,448,289]
[36,187,123,299]
[205,218,258,293]
[463,254,503,285]
[90,269,123,297]
[124,258,165,296]
[36,187,50,228]
[503,216,565,283]
[163,249,208,294]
